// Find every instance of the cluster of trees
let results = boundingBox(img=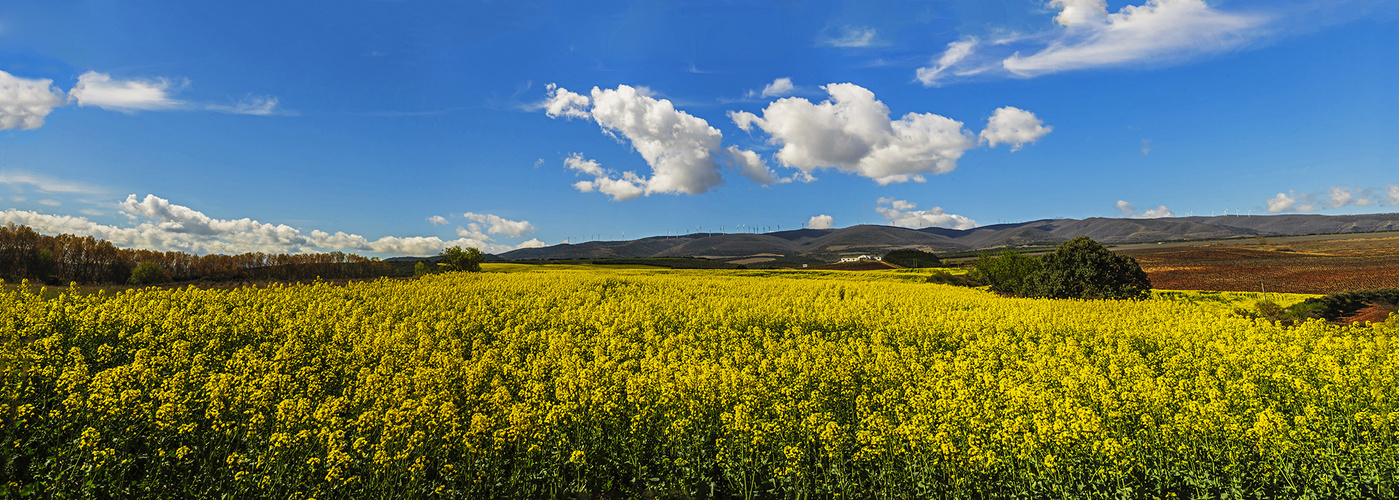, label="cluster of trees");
[0,225,129,283]
[966,236,1152,300]
[0,224,393,285]
[881,249,944,269]
[412,246,487,277]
